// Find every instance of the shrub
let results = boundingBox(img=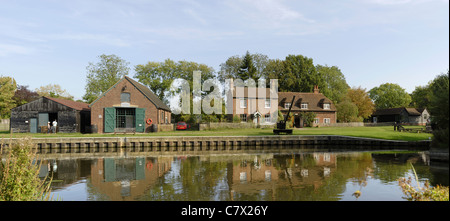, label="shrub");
[0,137,56,201]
